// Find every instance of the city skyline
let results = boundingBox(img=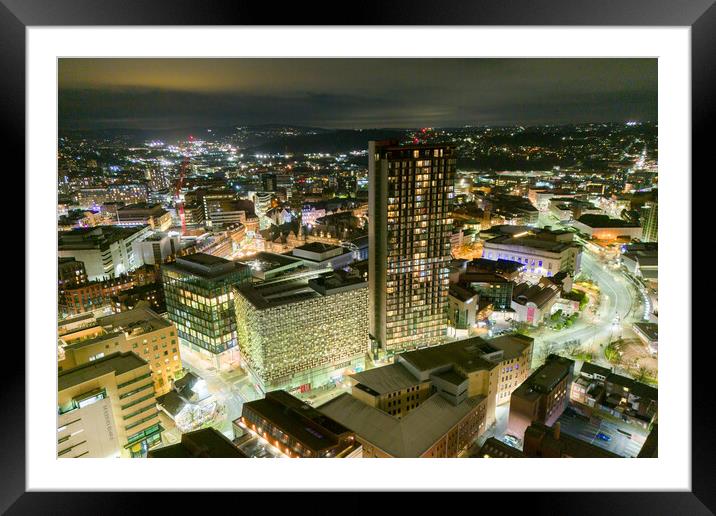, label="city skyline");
[55,57,659,461]
[59,58,657,130]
